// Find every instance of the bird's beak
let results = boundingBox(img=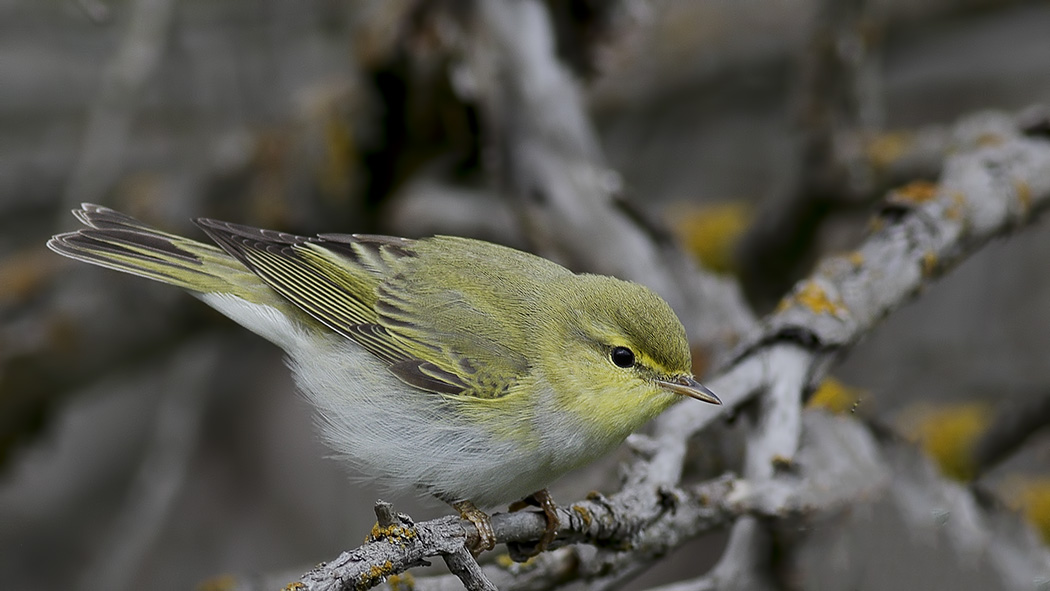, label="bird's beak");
[657,375,722,405]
